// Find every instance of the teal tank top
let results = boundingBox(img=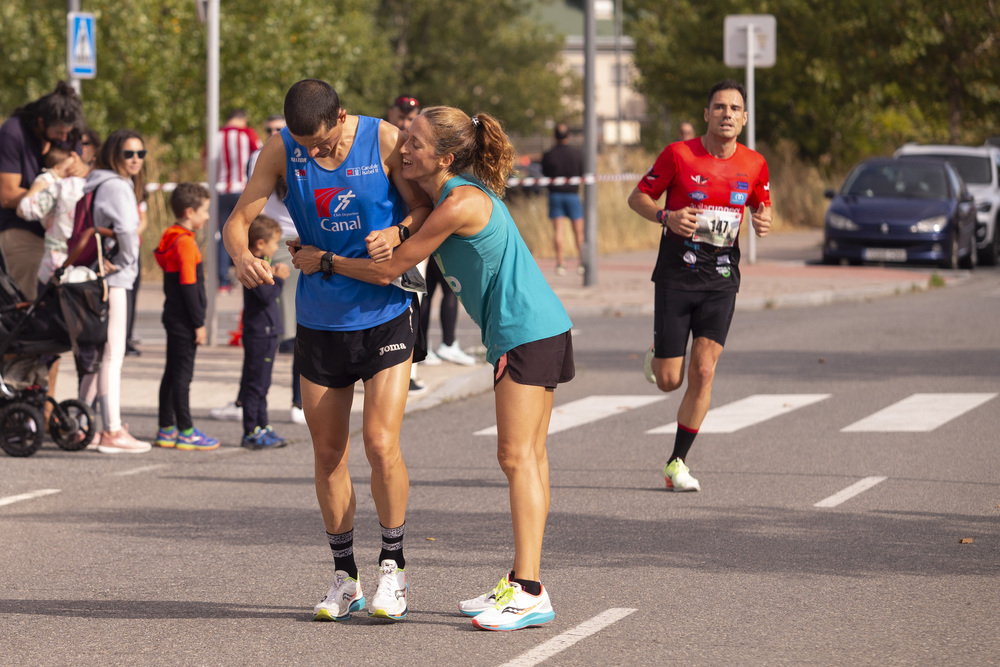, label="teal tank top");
[281,117,410,331]
[433,174,572,364]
